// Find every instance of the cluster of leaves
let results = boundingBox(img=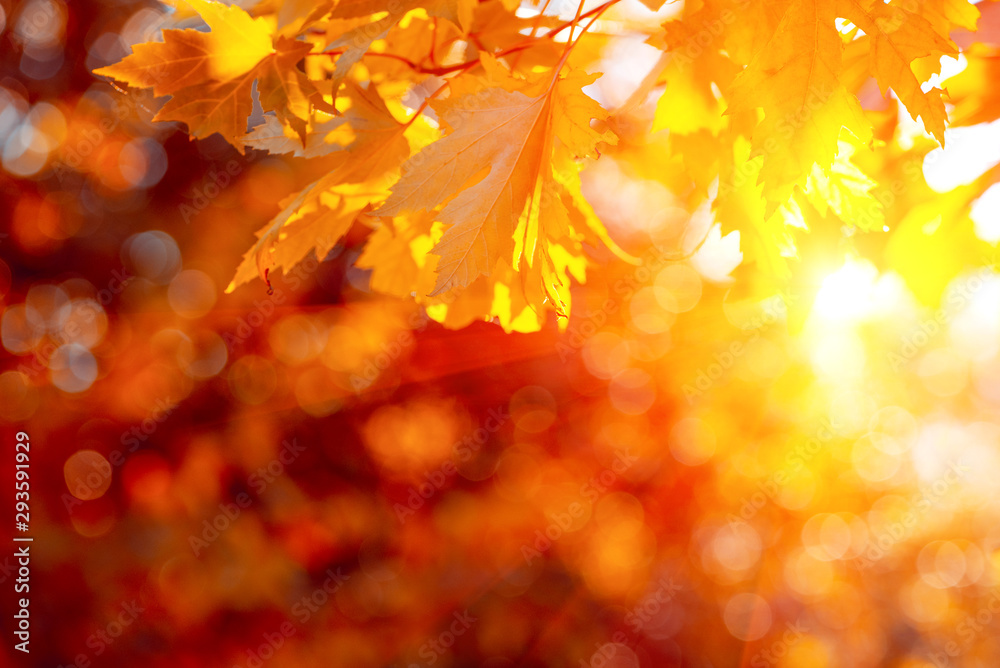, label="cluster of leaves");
[97,0,990,330]
[650,0,983,285]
